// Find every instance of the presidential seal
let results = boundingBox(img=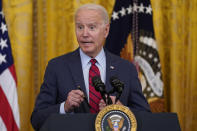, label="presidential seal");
[95,105,137,131]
